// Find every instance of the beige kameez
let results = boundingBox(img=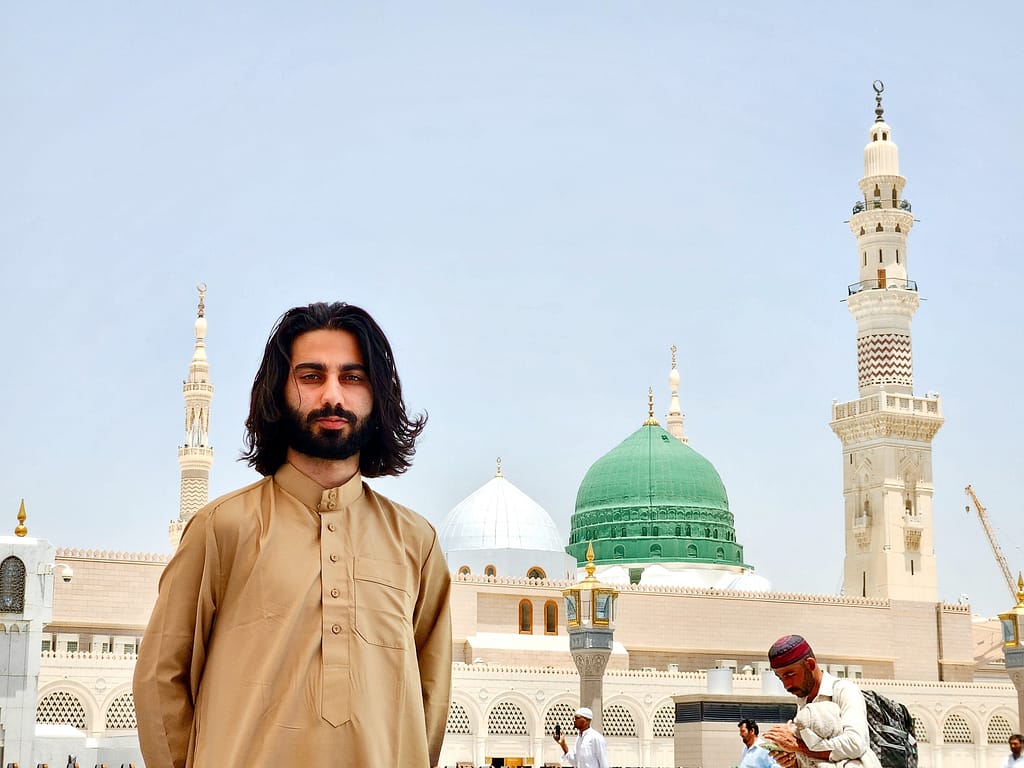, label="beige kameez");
[133,463,452,767]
